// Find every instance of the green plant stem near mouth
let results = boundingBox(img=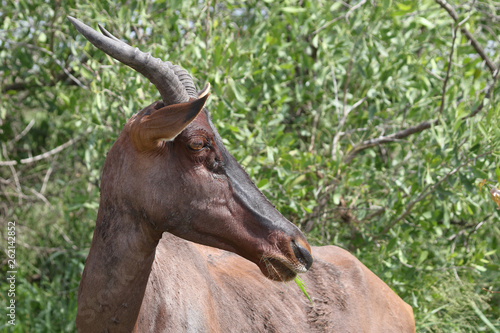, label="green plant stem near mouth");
[294,276,312,305]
